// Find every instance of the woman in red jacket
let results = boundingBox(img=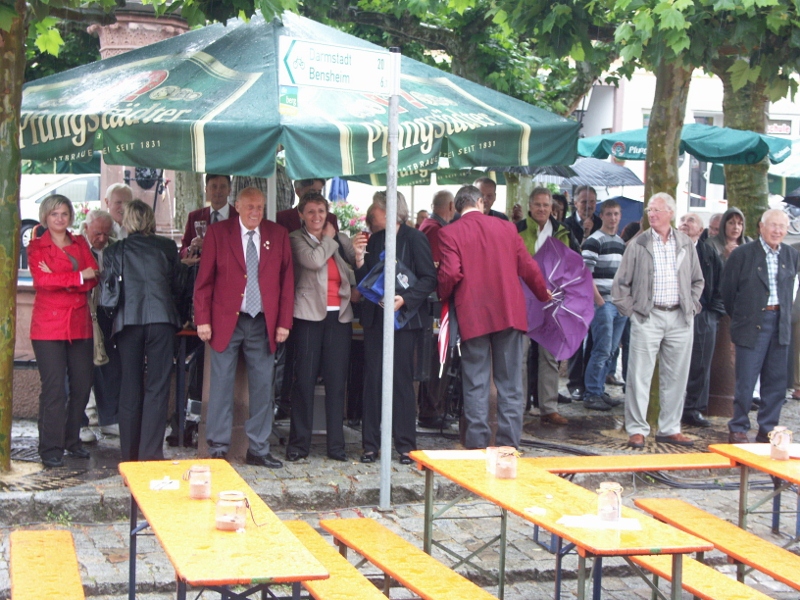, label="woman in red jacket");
[28,195,98,468]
